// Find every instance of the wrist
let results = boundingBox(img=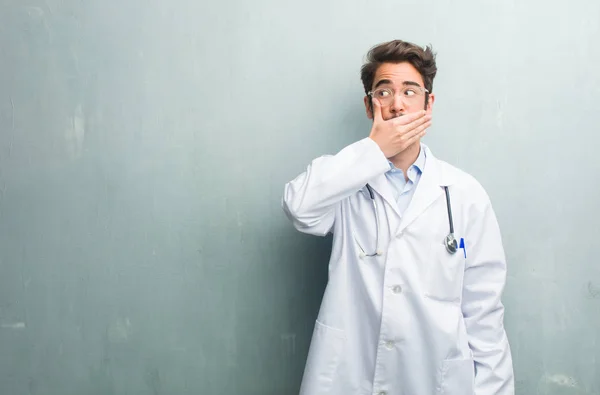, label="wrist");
[368,136,390,158]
